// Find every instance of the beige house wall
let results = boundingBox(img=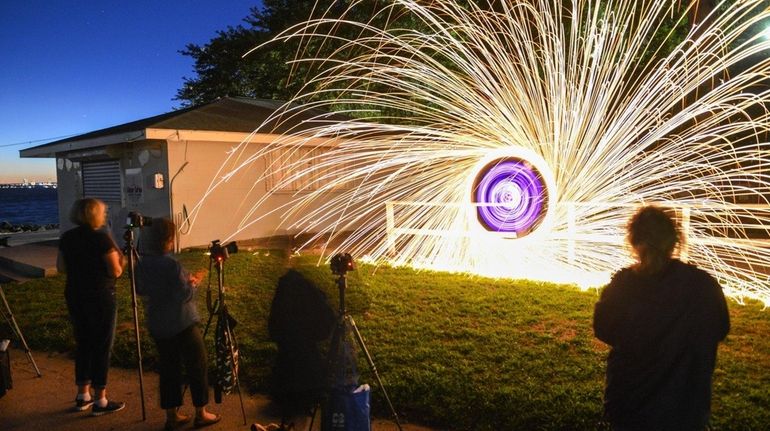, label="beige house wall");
[51,130,350,251]
[166,136,347,250]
